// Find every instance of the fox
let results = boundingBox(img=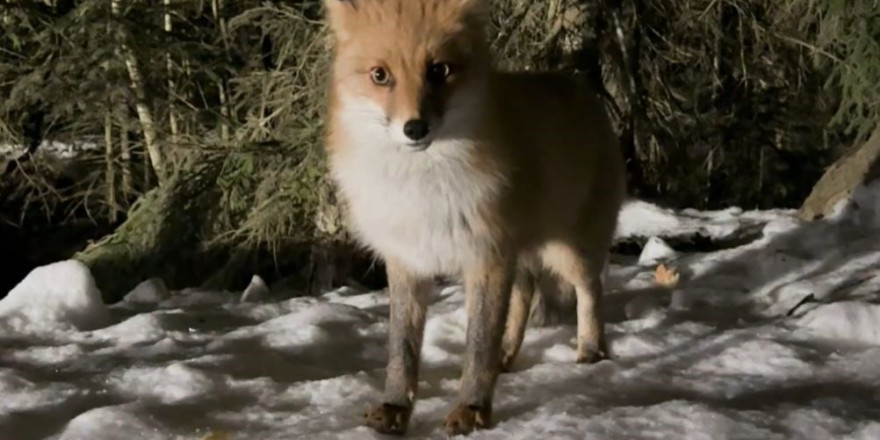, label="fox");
[322,0,626,435]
